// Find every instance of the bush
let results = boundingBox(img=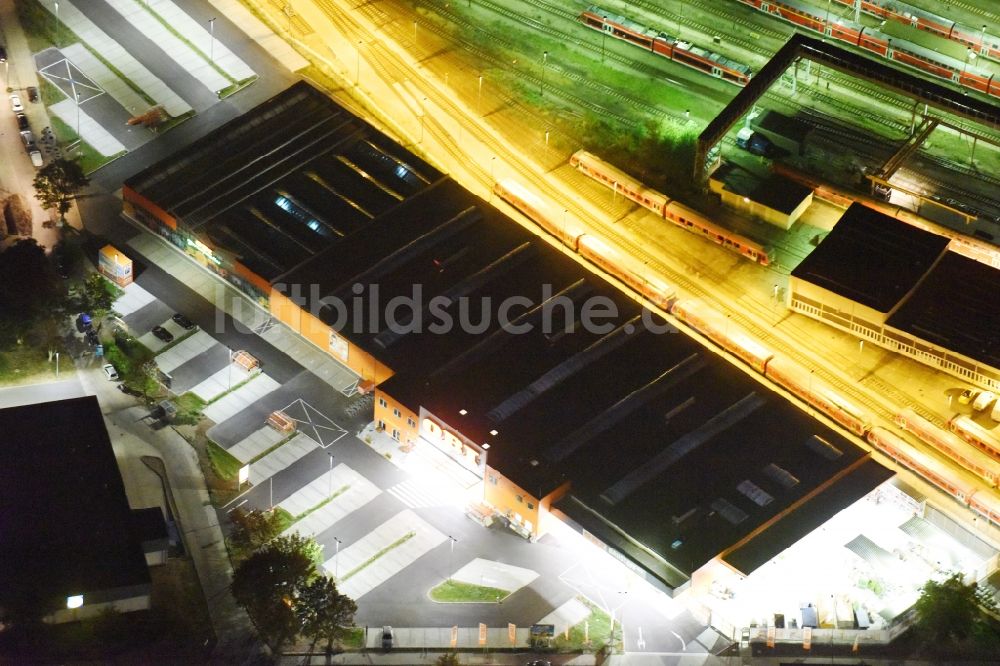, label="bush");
[4,195,33,237]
